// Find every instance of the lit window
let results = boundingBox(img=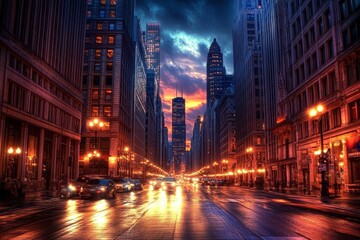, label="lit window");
[87,10,92,17]
[107,49,113,59]
[110,10,116,18]
[106,62,113,72]
[95,49,101,60]
[101,0,106,5]
[96,36,102,44]
[87,0,92,5]
[104,106,112,117]
[109,23,115,30]
[108,36,115,44]
[97,23,103,30]
[110,0,116,5]
[105,89,112,100]
[92,90,99,100]
[92,106,99,117]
